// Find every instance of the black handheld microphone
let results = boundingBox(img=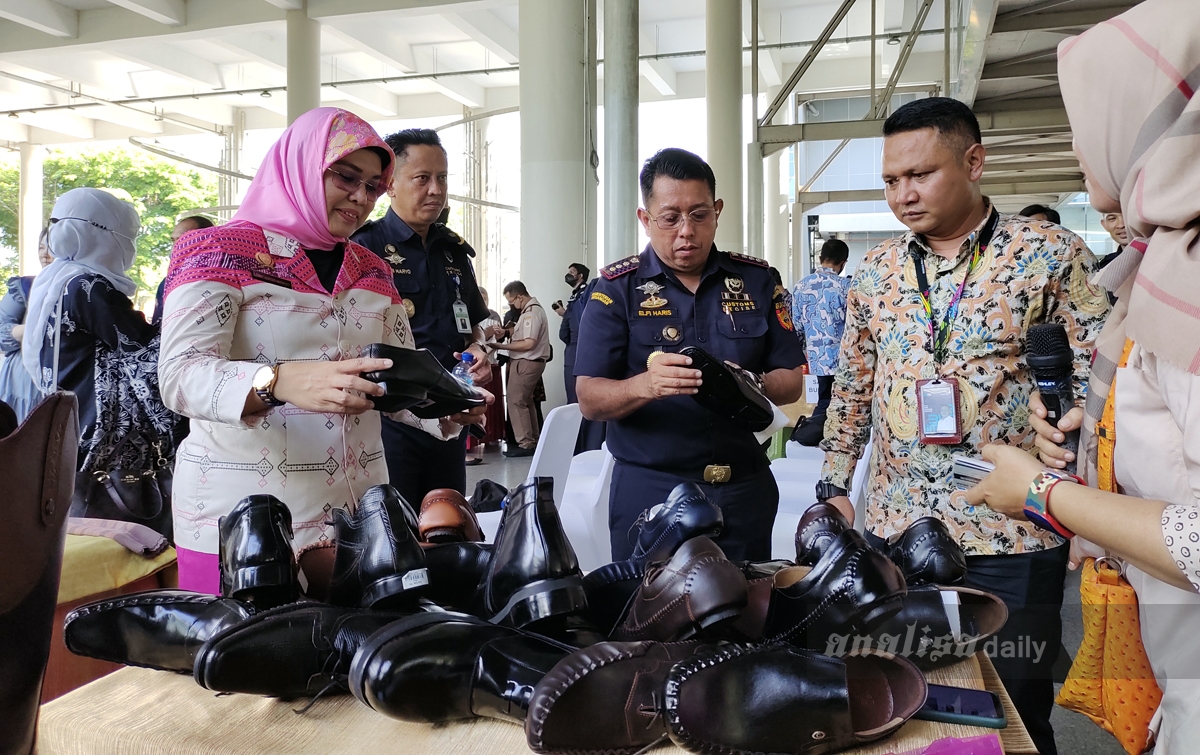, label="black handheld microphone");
[1026,323,1079,473]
